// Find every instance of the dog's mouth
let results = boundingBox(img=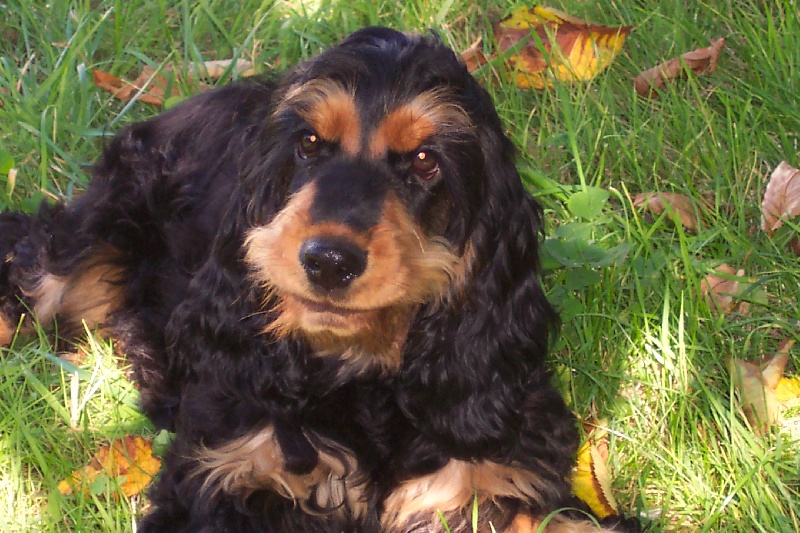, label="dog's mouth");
[282,294,378,337]
[301,297,369,314]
